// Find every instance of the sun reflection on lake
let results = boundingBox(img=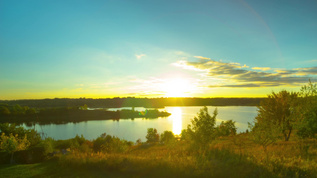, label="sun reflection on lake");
[171,107,182,135]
